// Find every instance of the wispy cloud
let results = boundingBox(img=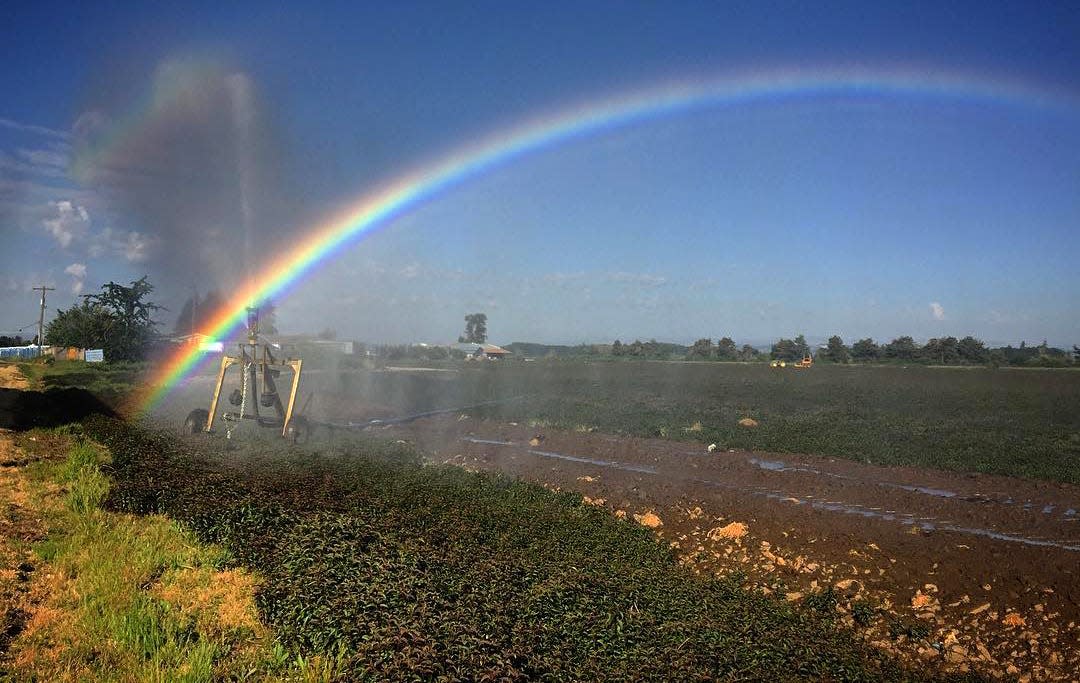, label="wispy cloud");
[607,271,668,287]
[929,302,945,321]
[0,150,67,178]
[17,147,68,168]
[0,117,70,139]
